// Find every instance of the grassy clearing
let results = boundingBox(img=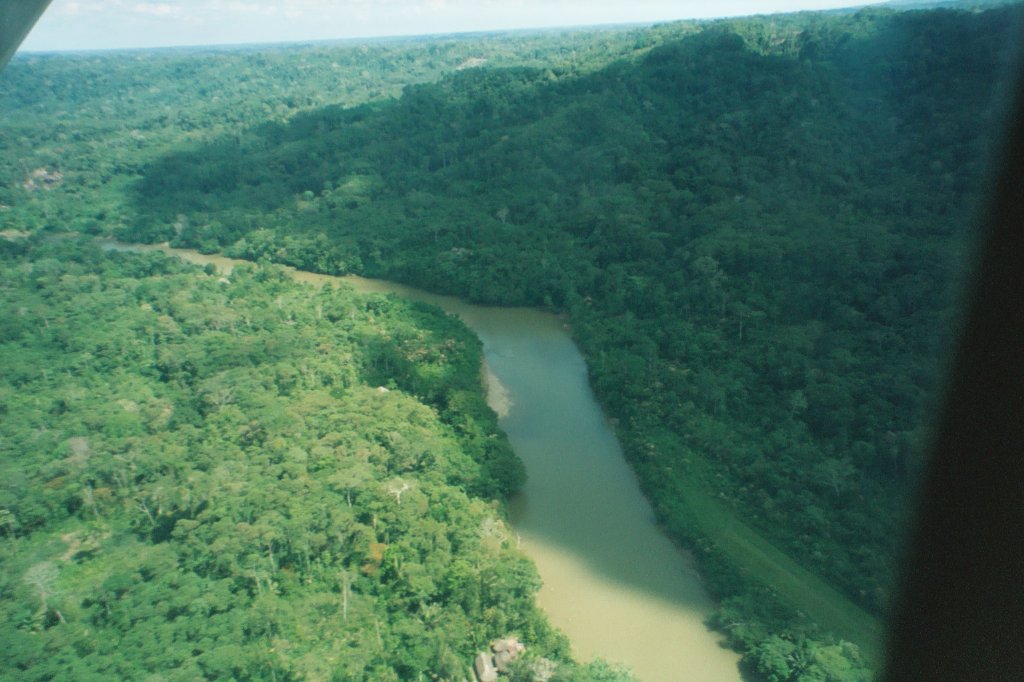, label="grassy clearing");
[682,480,885,662]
